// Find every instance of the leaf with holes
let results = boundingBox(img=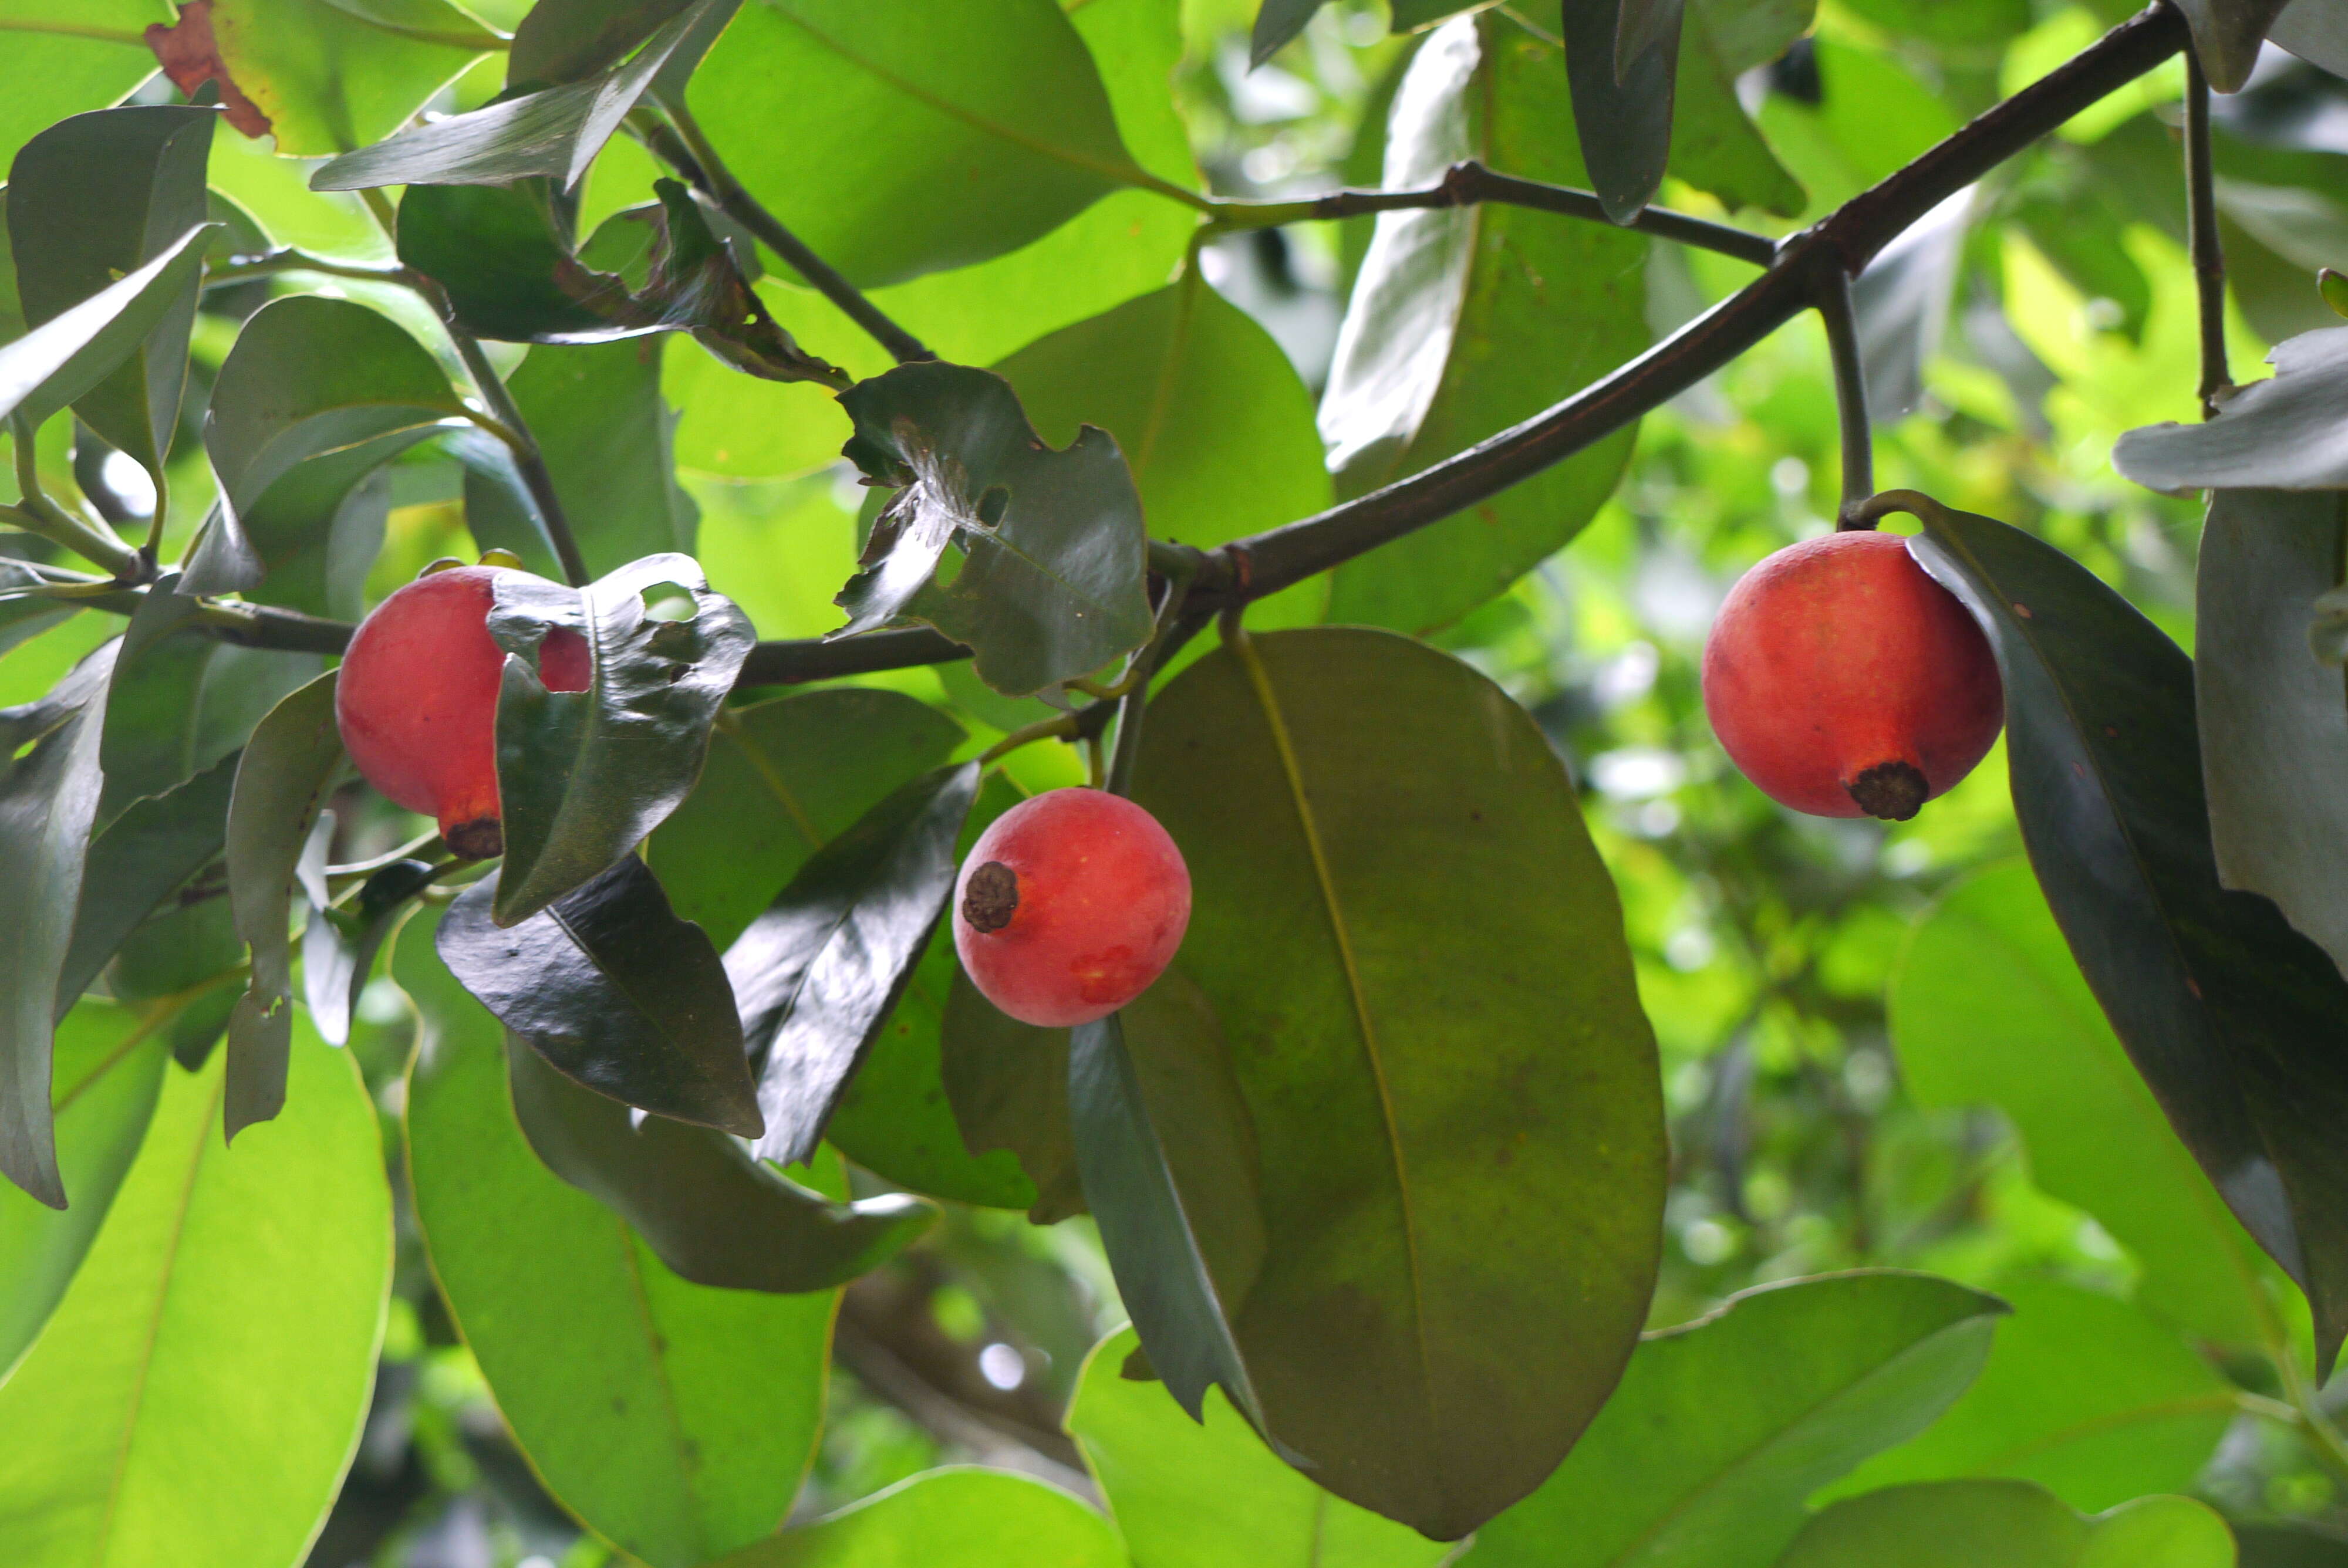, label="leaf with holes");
[1128,626,1666,1538]
[486,553,753,926]
[438,859,761,1136]
[834,361,1152,698]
